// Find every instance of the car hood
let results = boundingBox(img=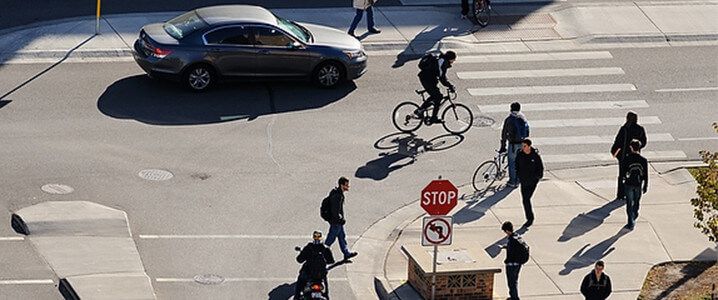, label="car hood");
[300,23,362,50]
[142,23,179,45]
